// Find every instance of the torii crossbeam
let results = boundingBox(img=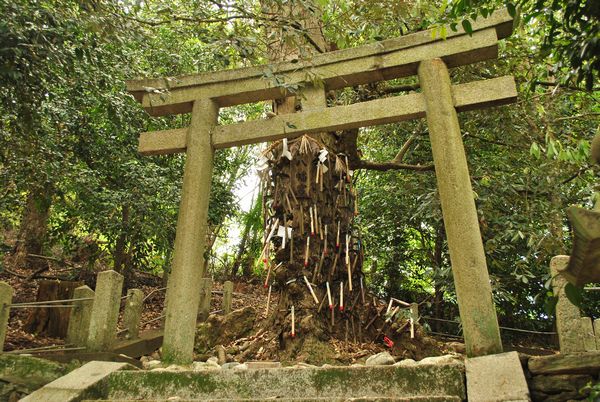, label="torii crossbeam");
[127,9,517,363]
